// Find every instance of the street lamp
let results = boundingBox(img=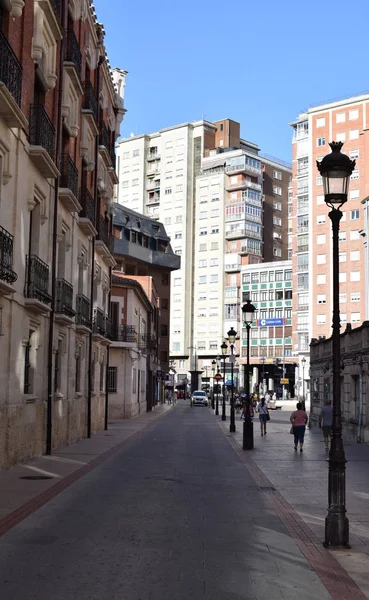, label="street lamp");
[317,141,355,548]
[227,326,237,433]
[242,300,256,450]
[221,341,228,421]
[211,359,216,410]
[301,356,306,411]
[215,355,220,415]
[260,356,266,397]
